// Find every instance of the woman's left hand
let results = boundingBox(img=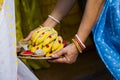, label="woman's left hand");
[49,43,79,64]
